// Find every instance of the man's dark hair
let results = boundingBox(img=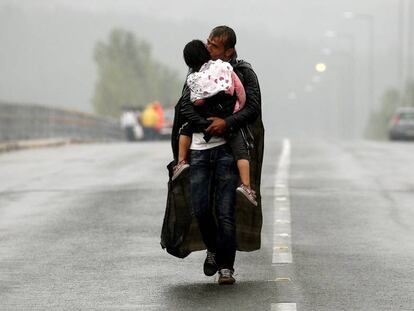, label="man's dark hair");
[210,25,237,50]
[183,39,211,71]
